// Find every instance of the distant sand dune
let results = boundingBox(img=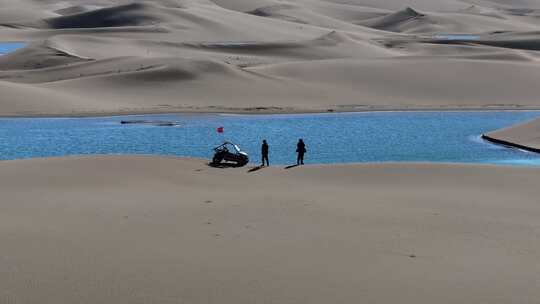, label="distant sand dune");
[0,42,90,71]
[38,3,164,29]
[1,0,540,115]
